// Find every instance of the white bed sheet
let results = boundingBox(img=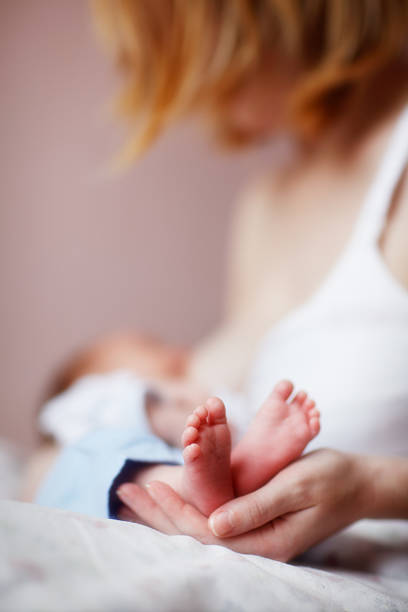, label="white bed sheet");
[1,500,408,612]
